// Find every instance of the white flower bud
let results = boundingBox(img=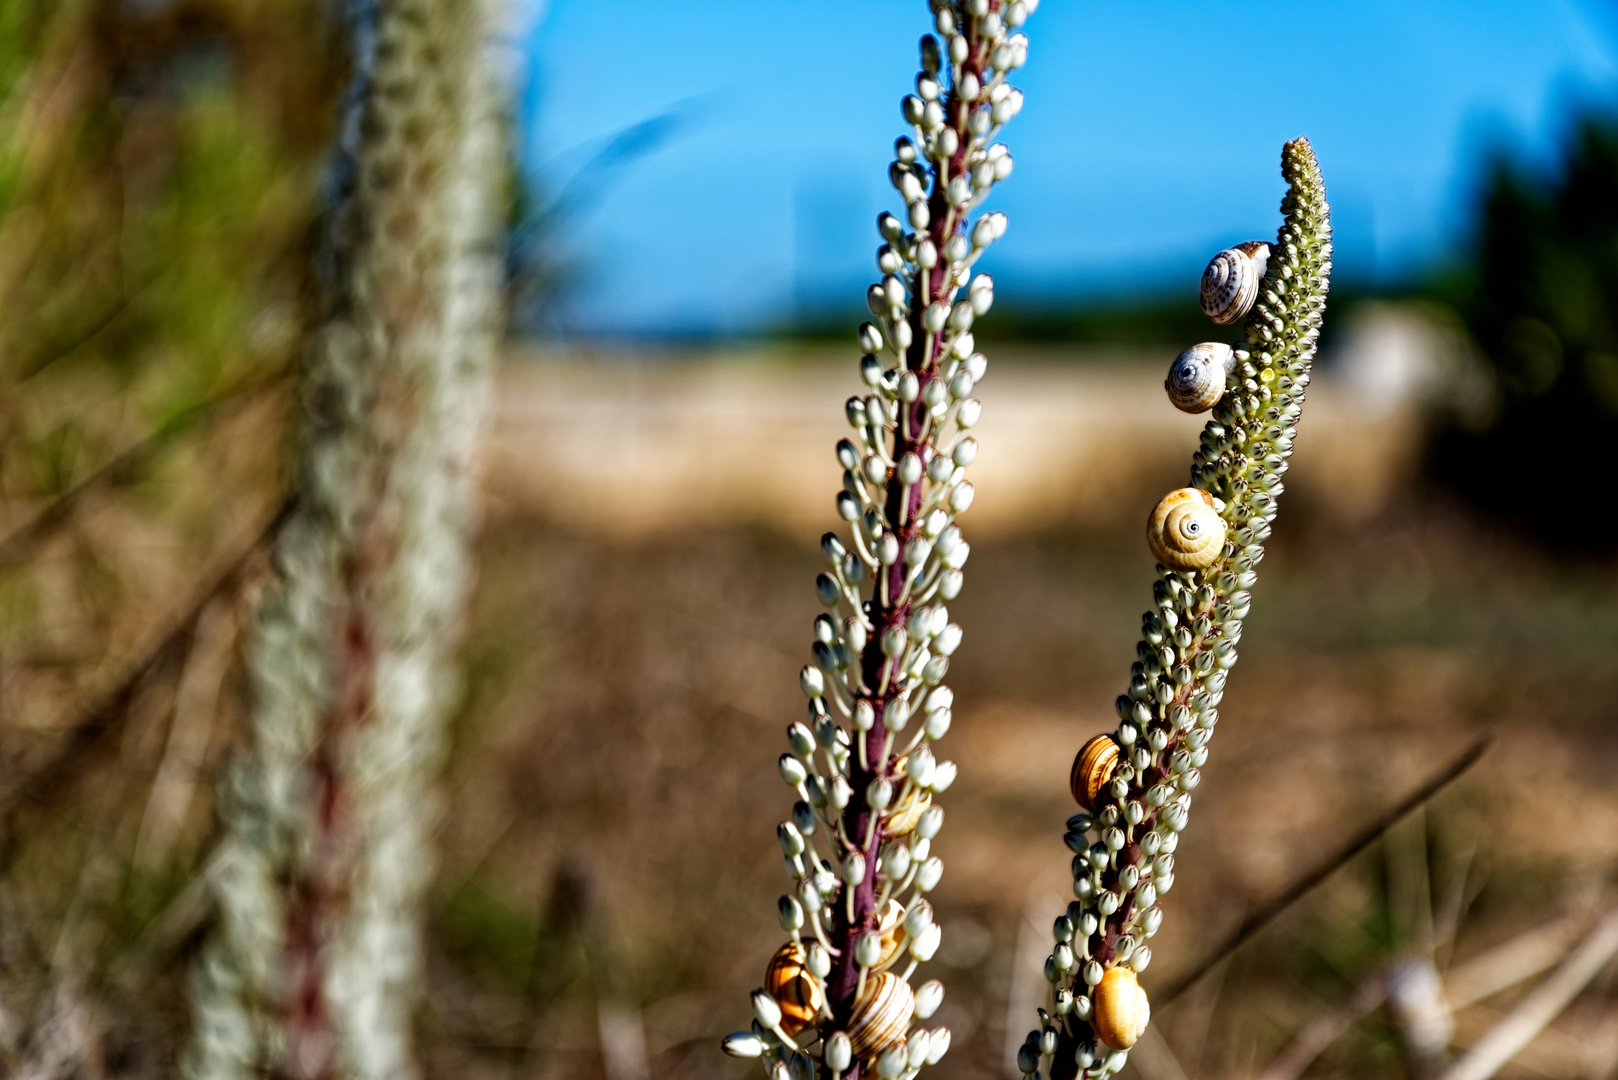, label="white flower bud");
[934,623,964,656]
[858,322,883,353]
[949,300,974,331]
[939,568,963,599]
[897,451,923,485]
[952,437,978,467]
[881,843,911,880]
[949,482,975,514]
[884,696,910,731]
[876,1044,906,1079]
[908,200,930,230]
[907,746,936,786]
[723,1032,766,1058]
[922,302,949,334]
[856,931,884,968]
[930,760,957,793]
[907,1030,931,1069]
[917,805,945,839]
[924,707,951,740]
[946,176,971,205]
[902,95,925,125]
[779,754,807,787]
[911,921,942,960]
[829,774,853,809]
[841,851,866,886]
[799,666,824,699]
[866,777,894,811]
[778,821,805,857]
[905,899,935,937]
[751,989,782,1029]
[825,1032,852,1072]
[778,894,804,930]
[853,700,875,732]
